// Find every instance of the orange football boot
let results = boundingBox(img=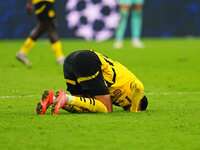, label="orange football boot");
[36,89,54,115]
[51,89,67,115]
